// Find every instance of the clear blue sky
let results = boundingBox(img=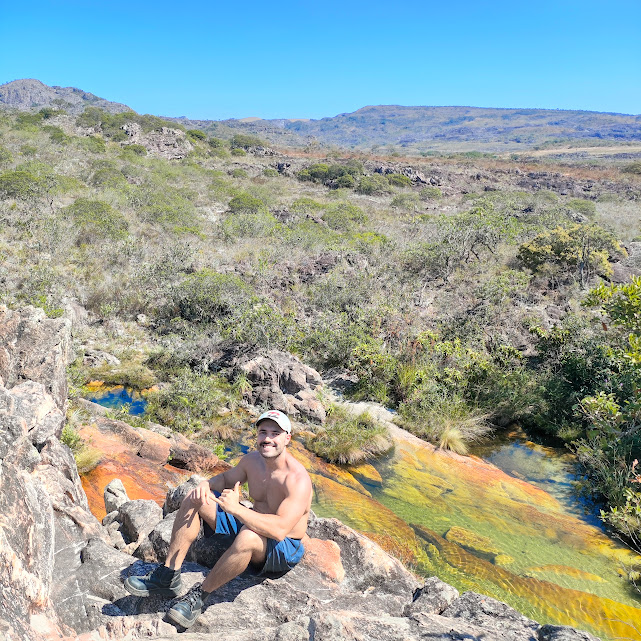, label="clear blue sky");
[1,0,639,119]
